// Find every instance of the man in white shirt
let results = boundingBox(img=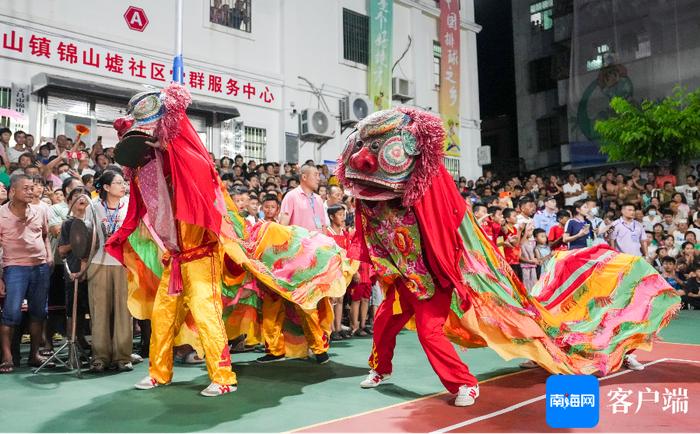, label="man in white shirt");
[563,173,586,207]
[7,131,29,164]
[675,175,698,207]
[609,204,648,256]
